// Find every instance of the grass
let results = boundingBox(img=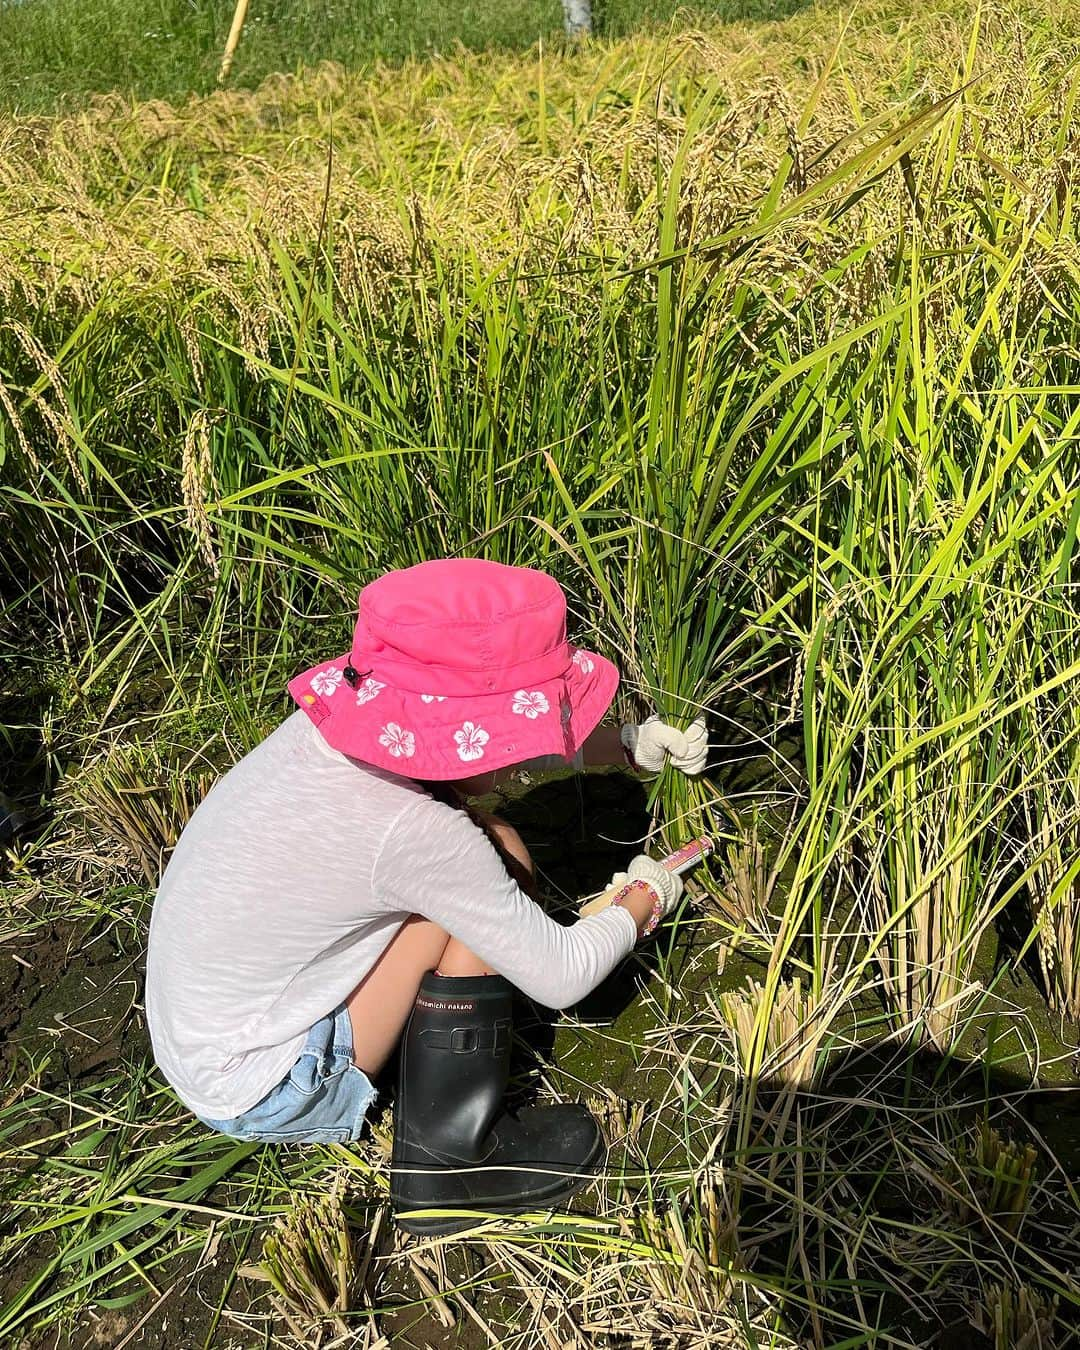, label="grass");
[0,0,809,115]
[3,0,1080,1344]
